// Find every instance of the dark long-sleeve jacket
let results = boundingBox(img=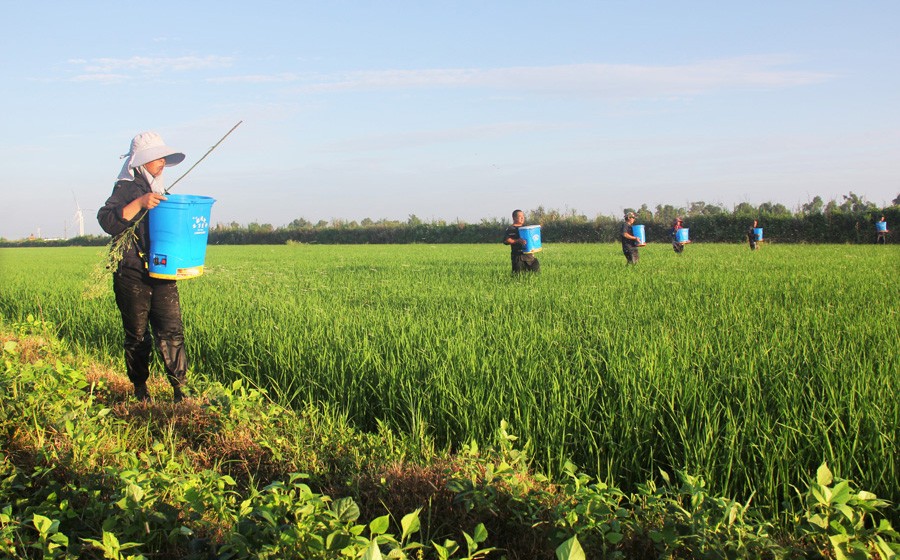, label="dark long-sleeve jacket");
[97,175,152,273]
